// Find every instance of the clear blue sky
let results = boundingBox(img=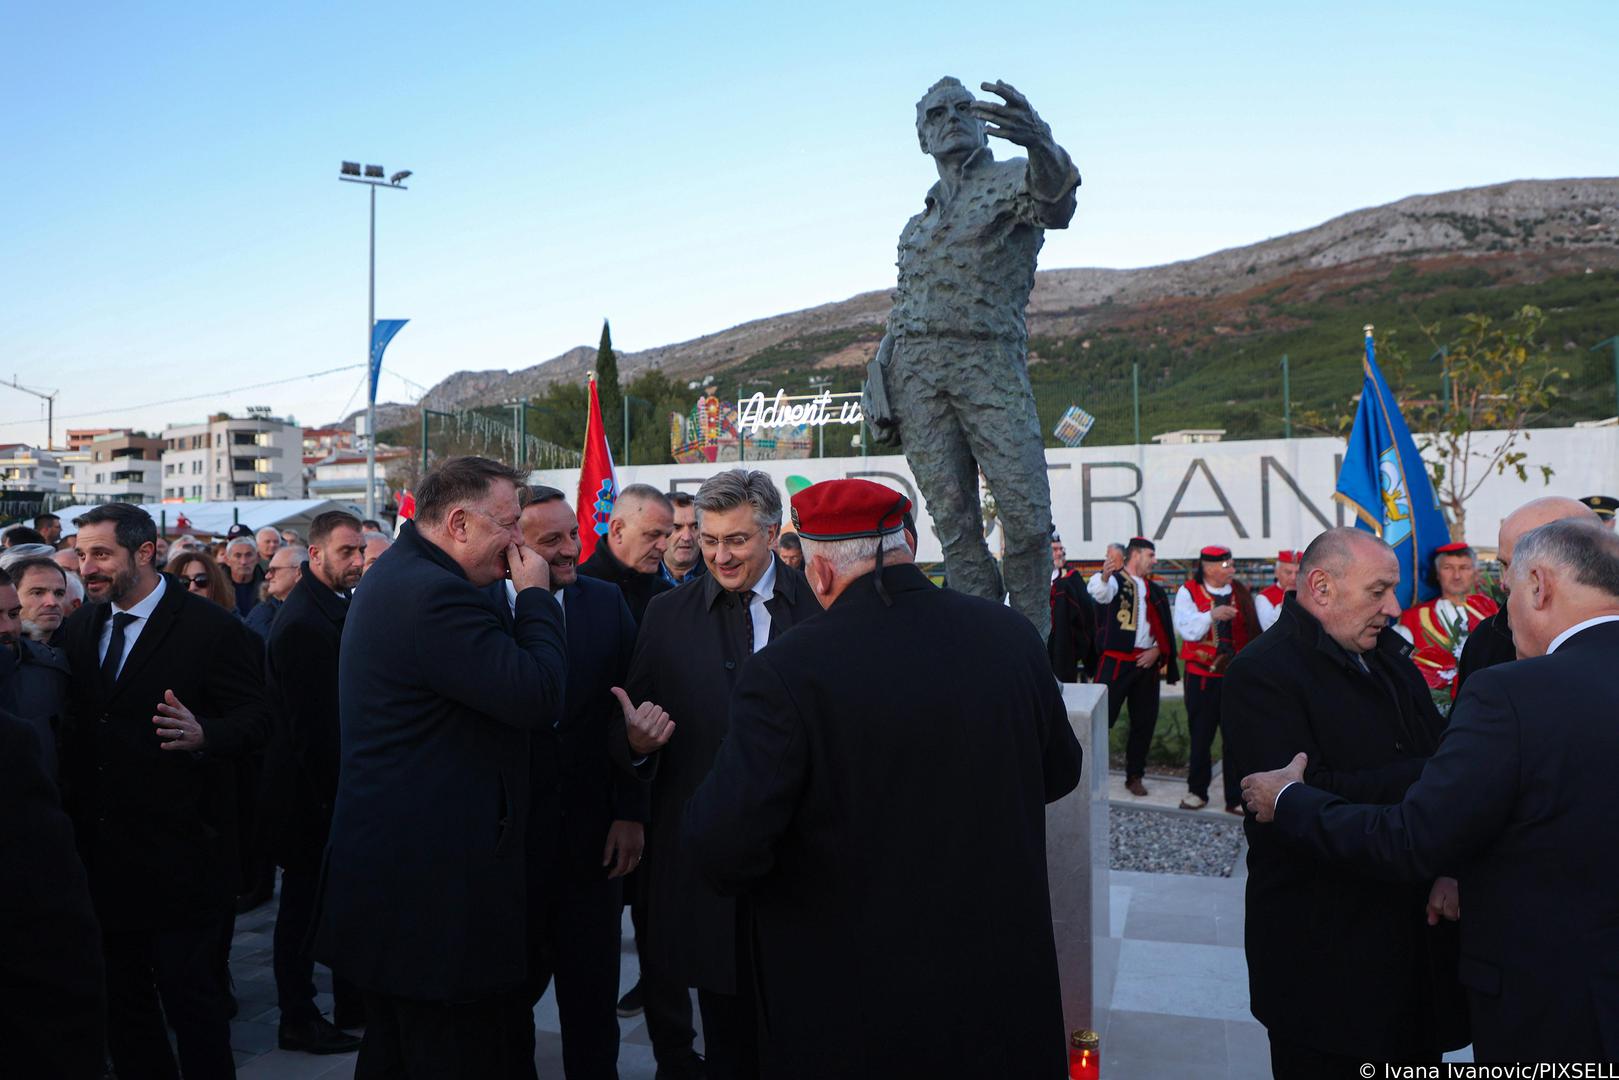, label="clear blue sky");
[2,1,1612,444]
